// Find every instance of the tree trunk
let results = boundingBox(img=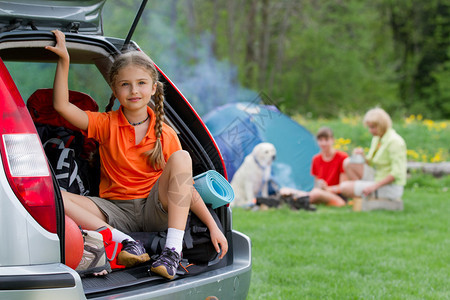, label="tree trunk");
[211,0,219,56]
[407,162,450,177]
[184,0,197,54]
[170,0,179,50]
[268,2,293,95]
[258,0,270,90]
[226,0,237,63]
[244,0,258,86]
